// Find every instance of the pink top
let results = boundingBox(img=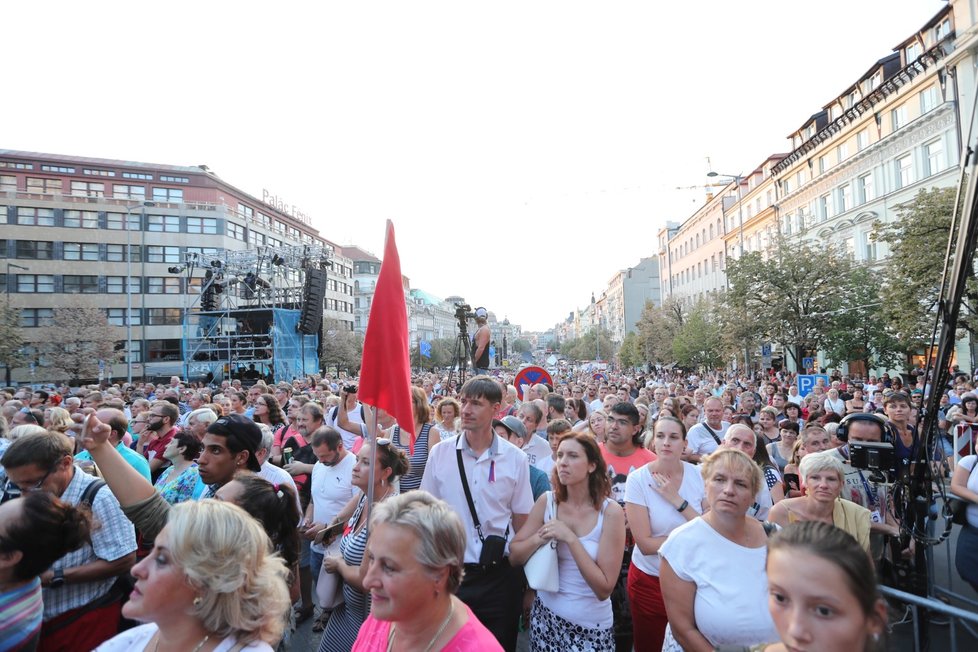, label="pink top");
[352,603,502,652]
